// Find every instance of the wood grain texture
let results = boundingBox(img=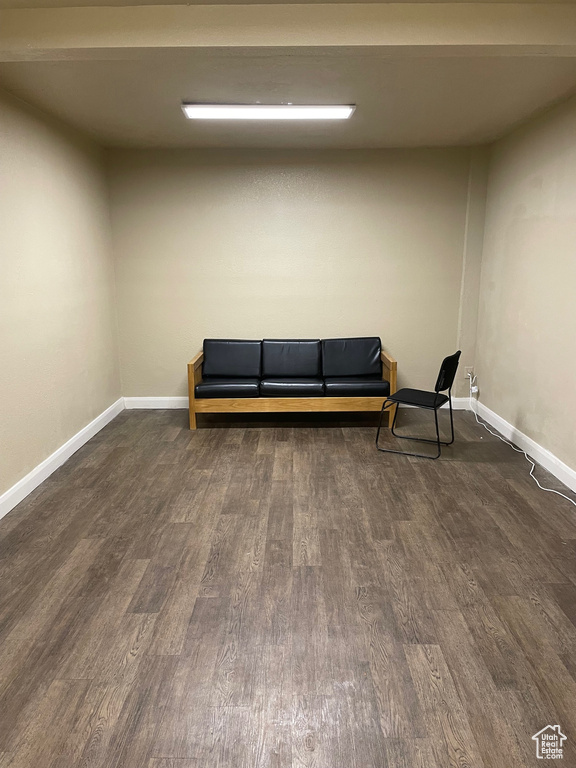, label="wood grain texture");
[194,396,388,413]
[0,408,575,767]
[187,352,204,430]
[381,348,397,427]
